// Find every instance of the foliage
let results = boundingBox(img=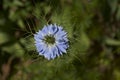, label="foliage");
[0,0,120,80]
